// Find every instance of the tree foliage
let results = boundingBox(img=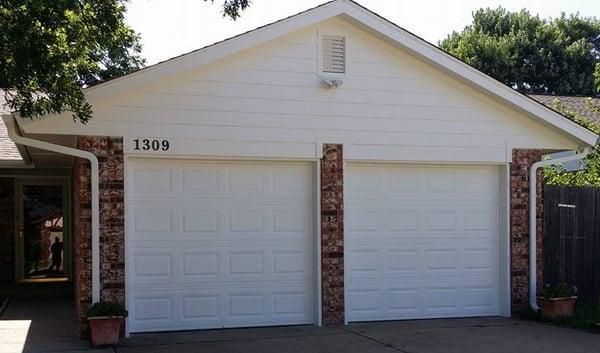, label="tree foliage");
[0,0,144,123]
[0,0,251,124]
[212,0,250,20]
[440,7,600,95]
[543,99,600,186]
